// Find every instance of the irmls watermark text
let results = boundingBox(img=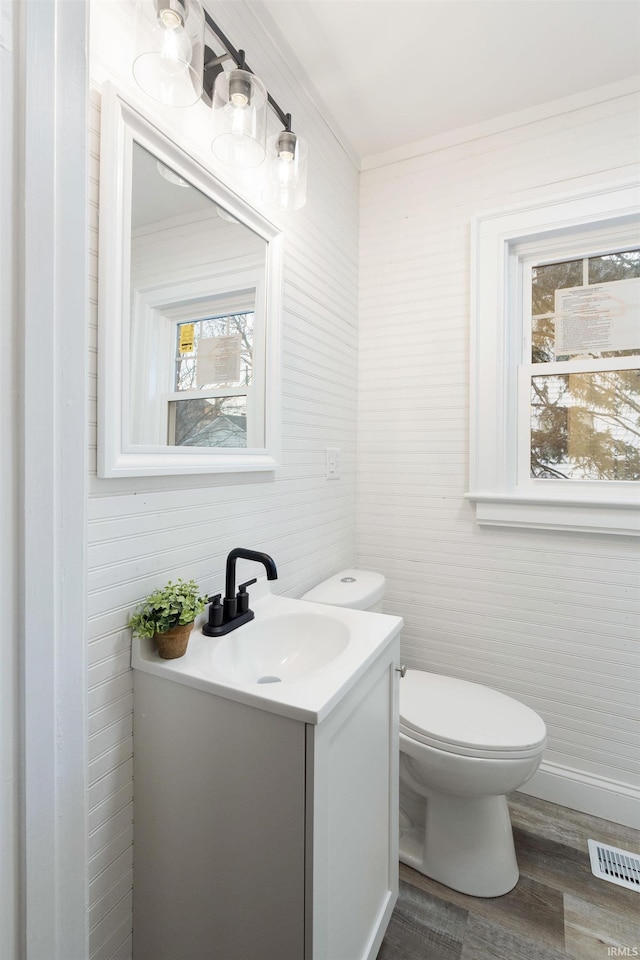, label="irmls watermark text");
[607,949,639,957]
